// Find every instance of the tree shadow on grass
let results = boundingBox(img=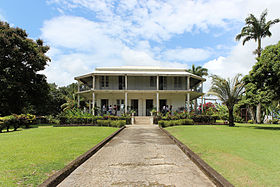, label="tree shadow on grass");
[0,124,53,134]
[236,125,280,130]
